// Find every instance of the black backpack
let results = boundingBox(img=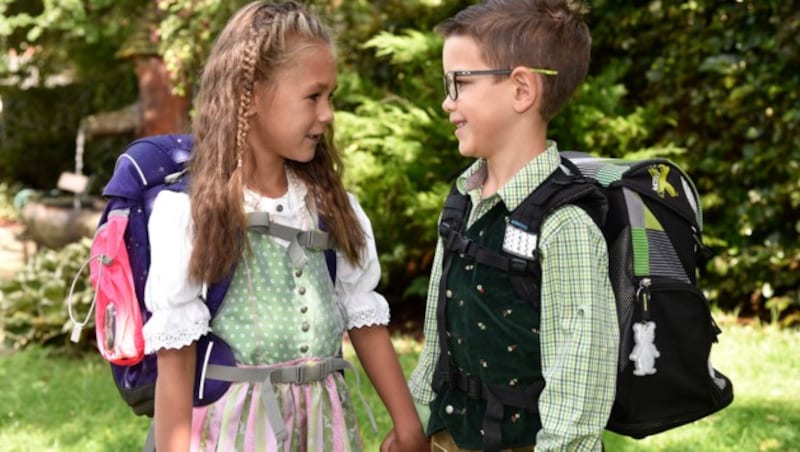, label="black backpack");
[561,152,733,438]
[437,152,733,441]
